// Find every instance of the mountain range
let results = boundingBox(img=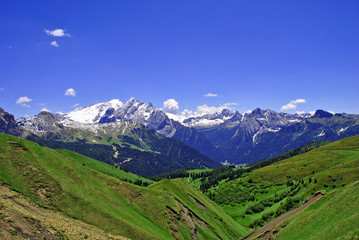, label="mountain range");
[2,97,359,174]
